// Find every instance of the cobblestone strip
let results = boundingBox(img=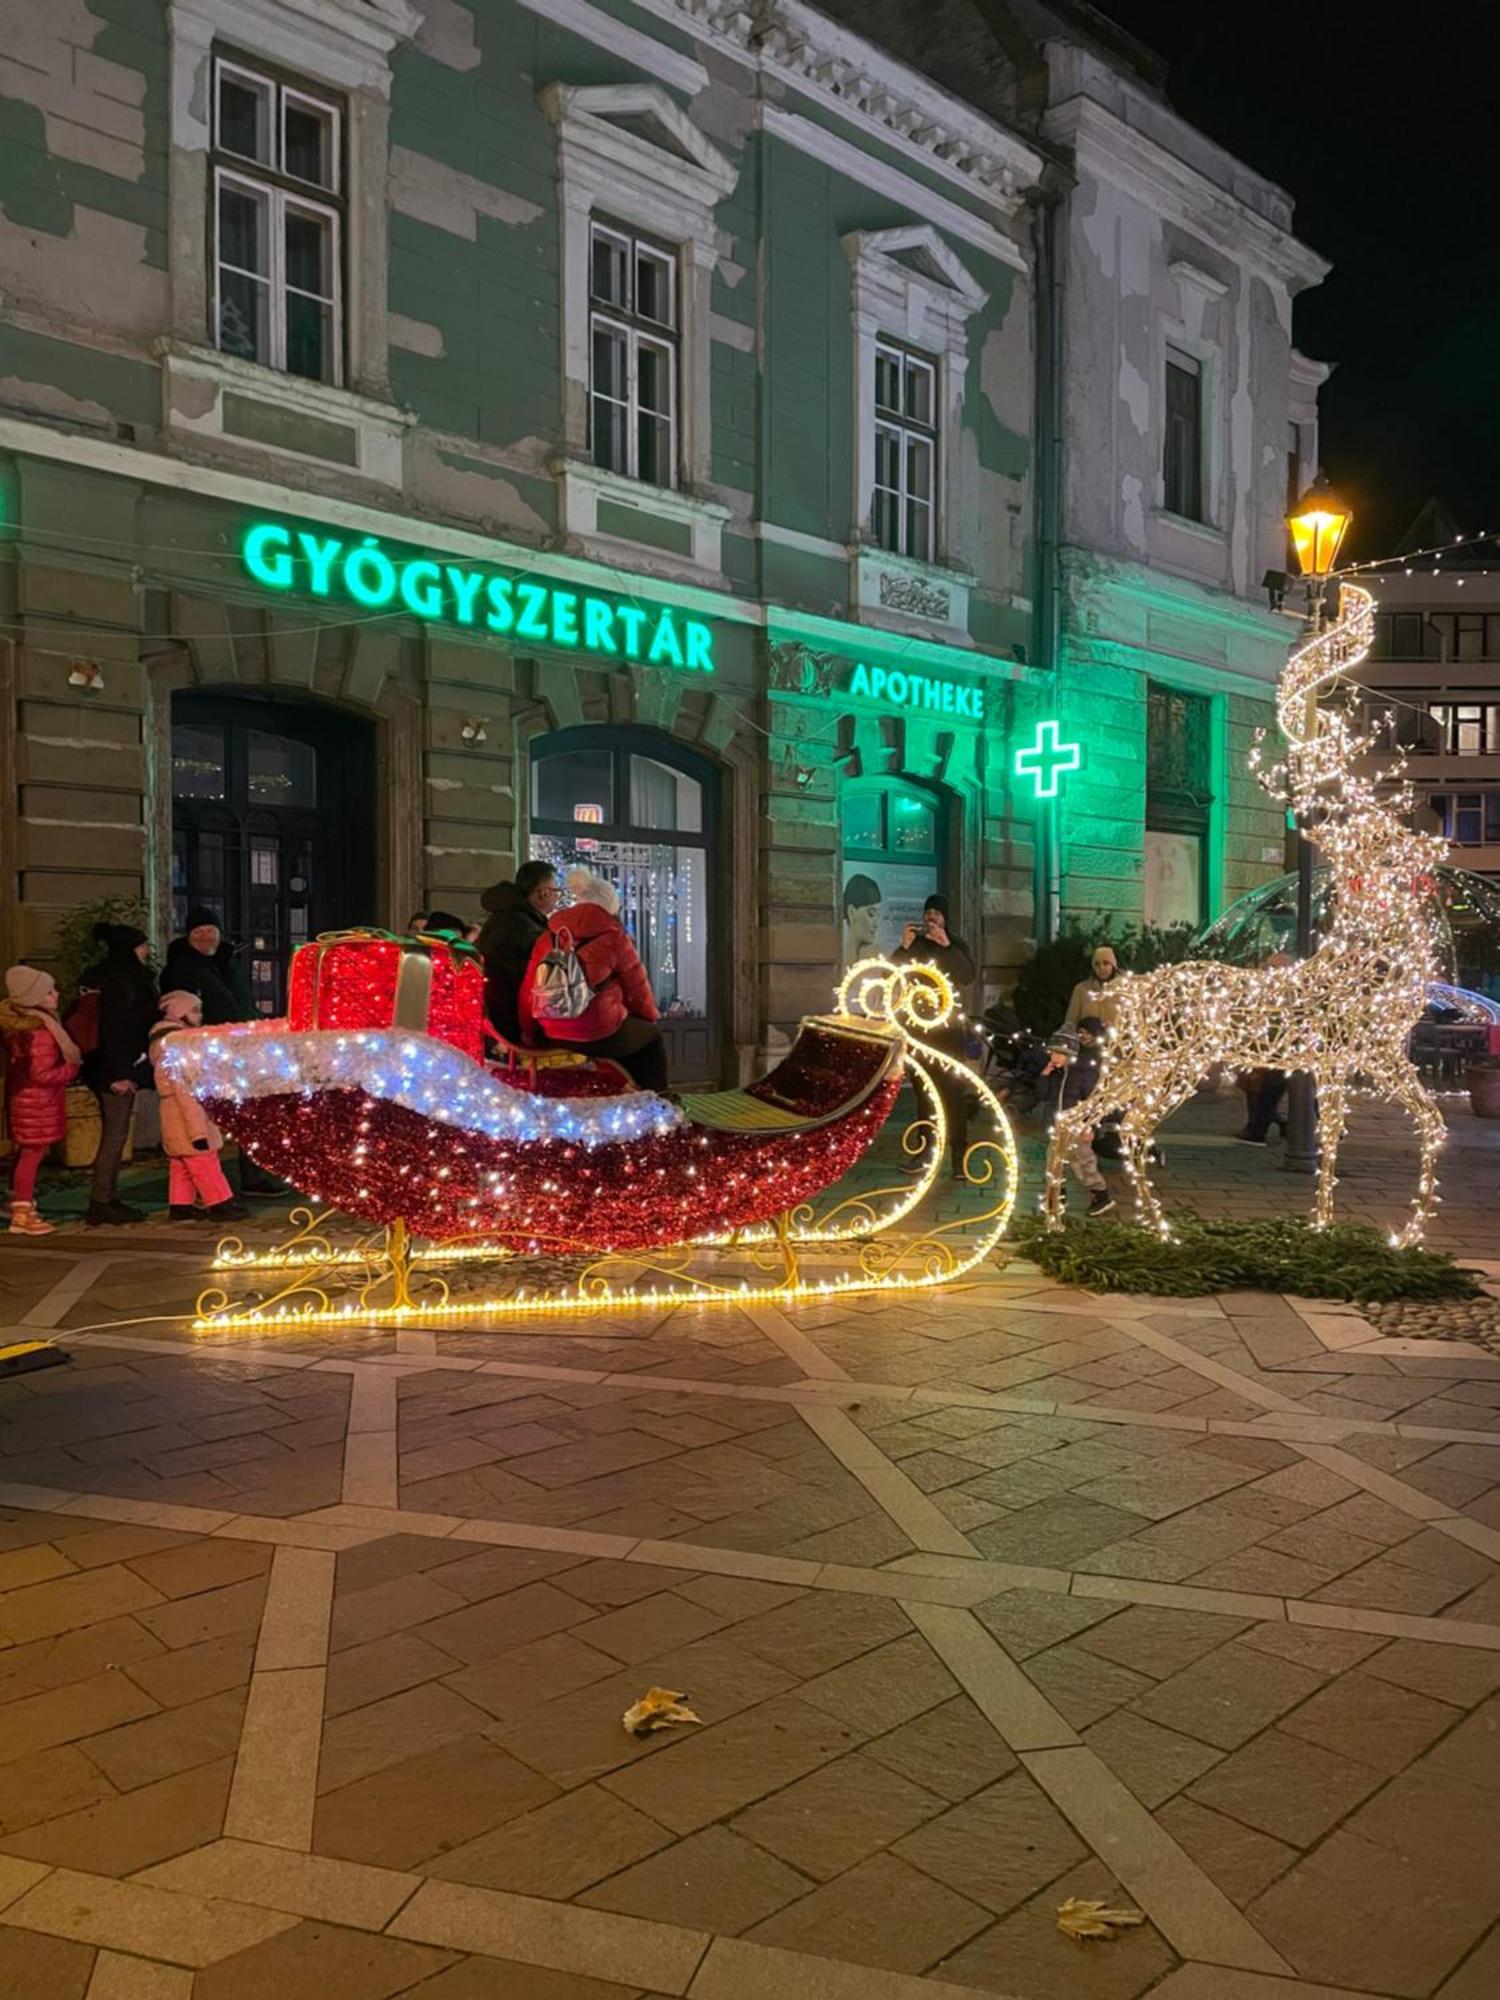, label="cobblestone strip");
[223,1546,336,1850]
[796,1403,978,1556]
[341,1363,399,1507]
[907,1603,1292,1978]
[23,1253,114,1329]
